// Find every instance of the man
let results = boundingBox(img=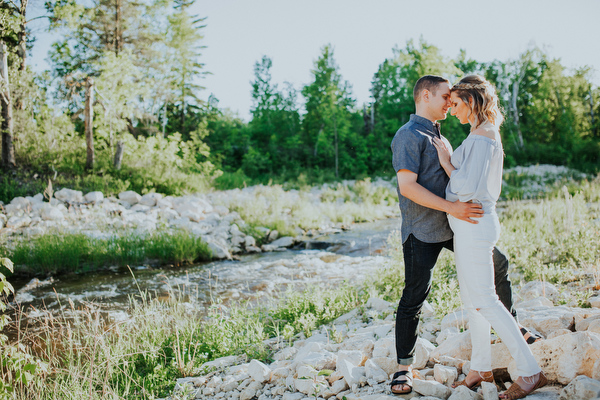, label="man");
[389,75,532,394]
